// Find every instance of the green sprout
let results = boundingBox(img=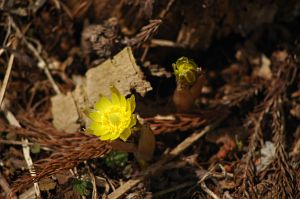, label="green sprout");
[104,151,129,169]
[173,57,200,86]
[30,143,41,154]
